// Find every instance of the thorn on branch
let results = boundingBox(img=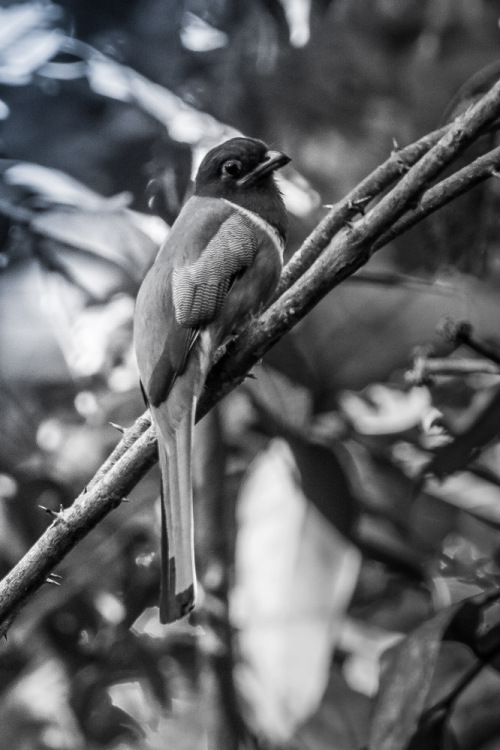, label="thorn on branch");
[109,422,125,433]
[390,139,410,172]
[38,504,58,518]
[45,577,61,586]
[38,504,68,523]
[347,195,372,216]
[395,157,410,174]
